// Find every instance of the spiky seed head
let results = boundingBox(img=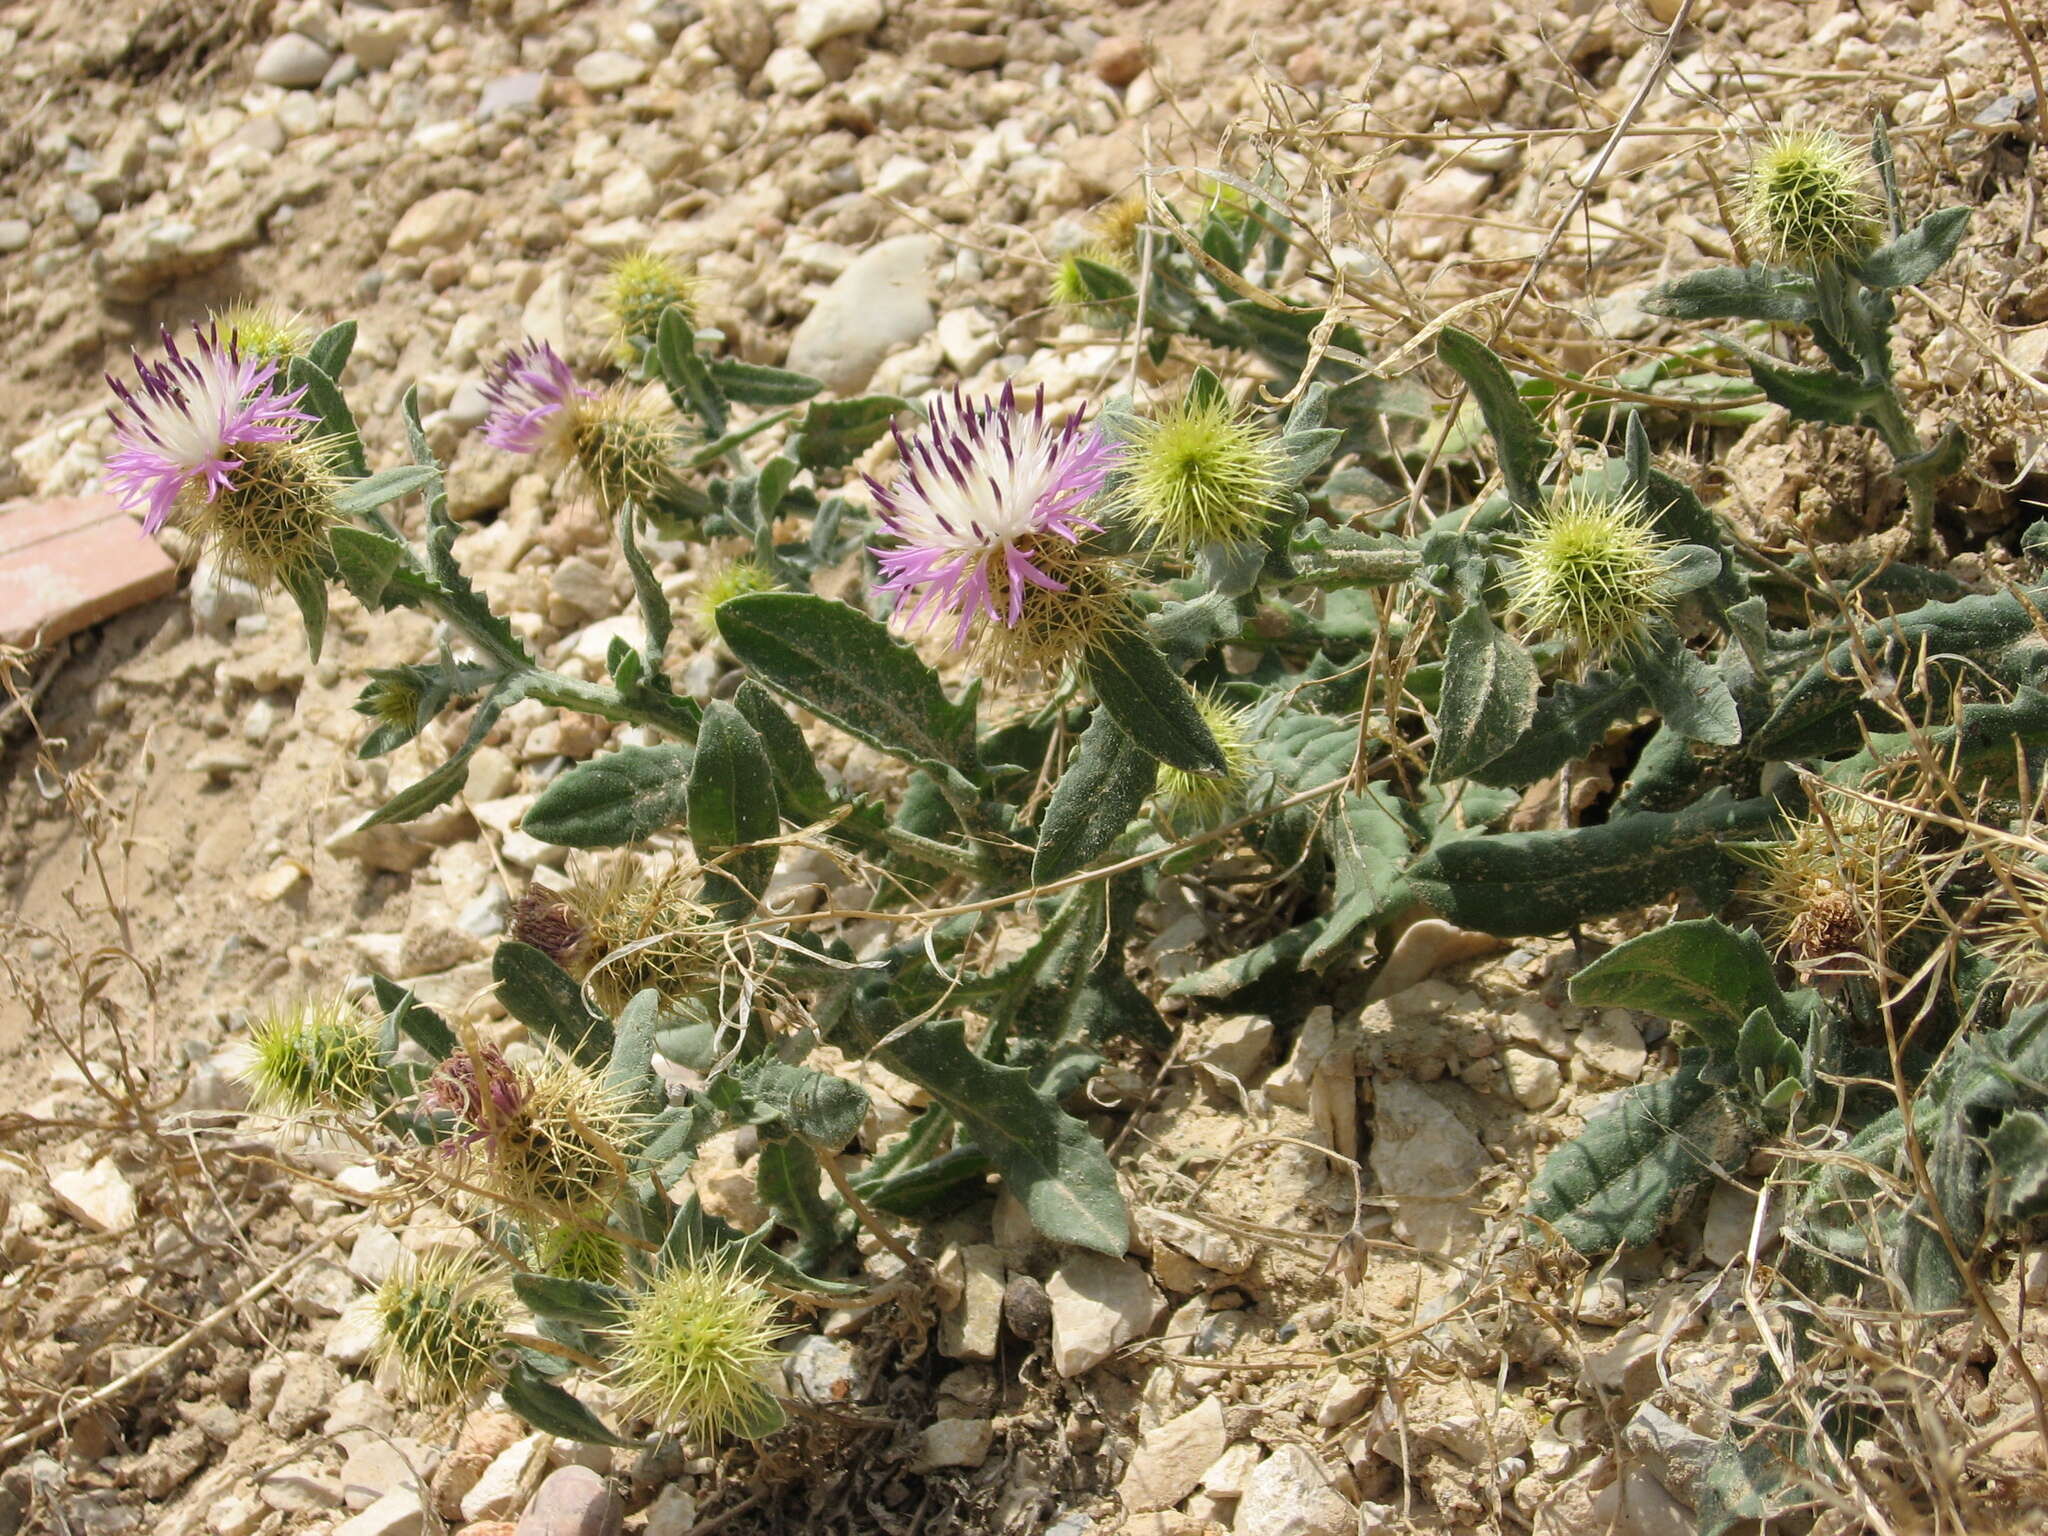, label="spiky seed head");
[355,665,435,737]
[609,1248,791,1441]
[534,1220,629,1285]
[1154,697,1254,828]
[479,1060,635,1216]
[1120,390,1289,553]
[1049,243,1136,329]
[971,537,1135,684]
[372,1252,507,1405]
[1977,859,2048,1005]
[1739,130,1883,271]
[509,883,589,971]
[1093,192,1151,260]
[209,302,313,366]
[603,250,699,366]
[1502,489,1678,660]
[558,853,727,1013]
[181,434,344,588]
[689,558,777,641]
[237,996,385,1115]
[1744,794,1925,963]
[568,386,690,516]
